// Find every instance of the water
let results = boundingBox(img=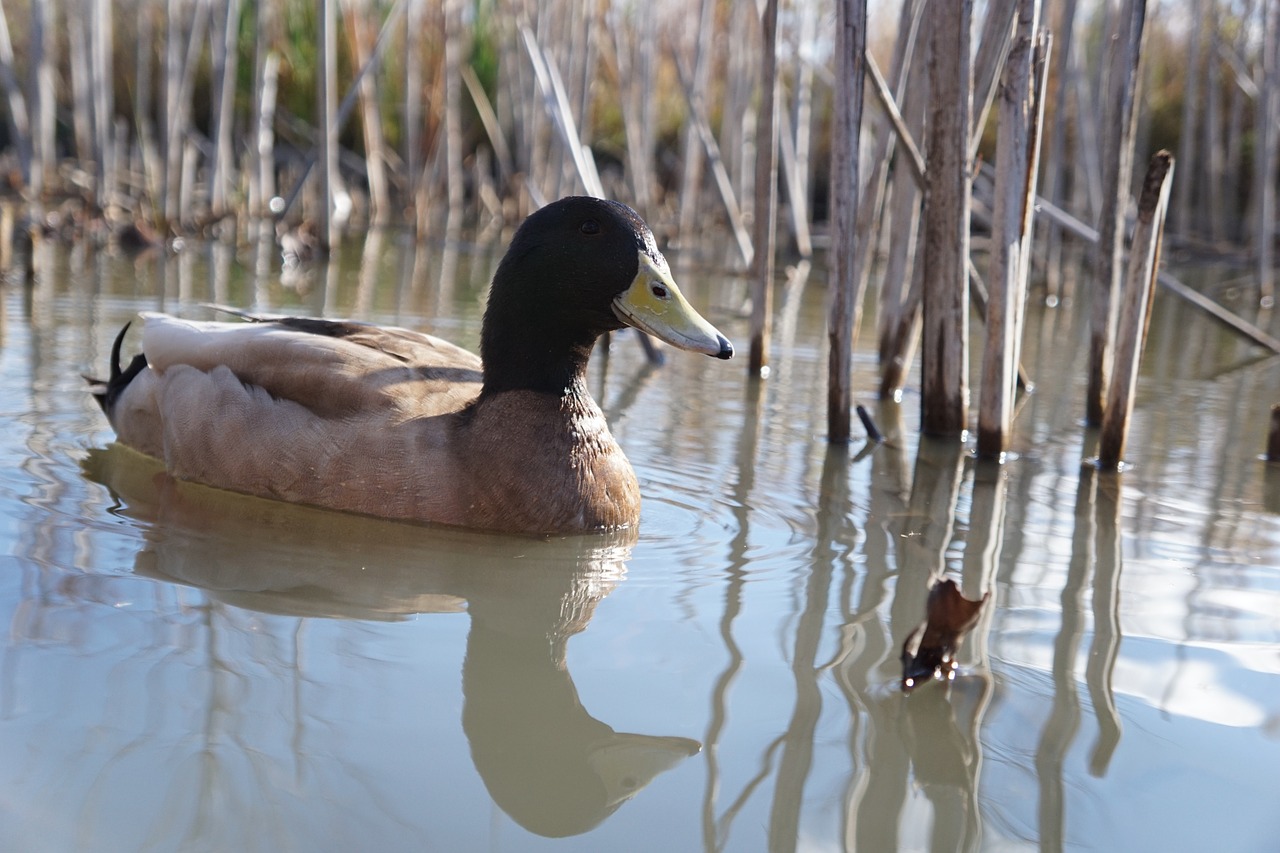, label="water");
[1,235,1278,852]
